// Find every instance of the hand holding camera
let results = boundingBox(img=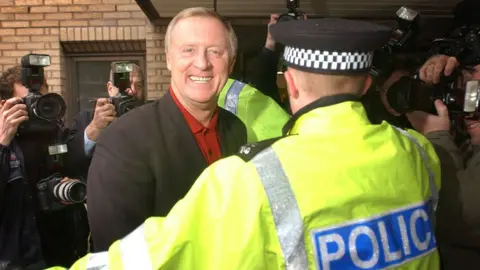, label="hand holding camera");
[0,97,29,146]
[419,55,460,84]
[85,98,116,142]
[406,100,451,135]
